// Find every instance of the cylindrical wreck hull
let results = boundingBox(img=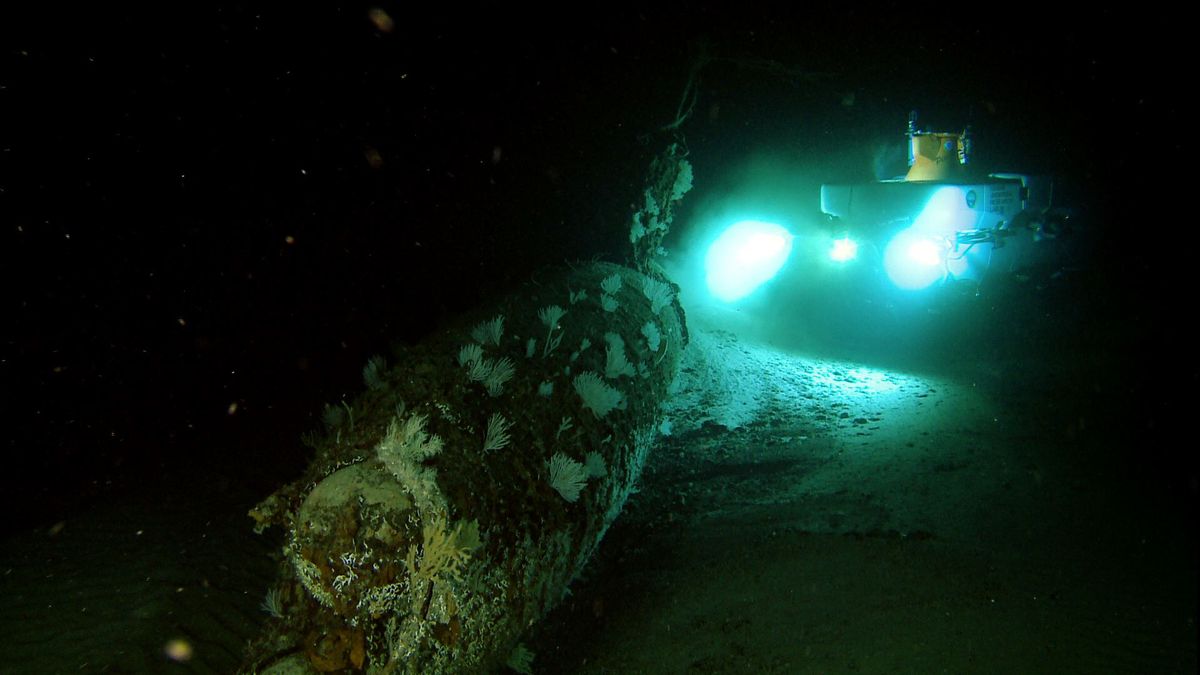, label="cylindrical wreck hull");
[244,261,684,673]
